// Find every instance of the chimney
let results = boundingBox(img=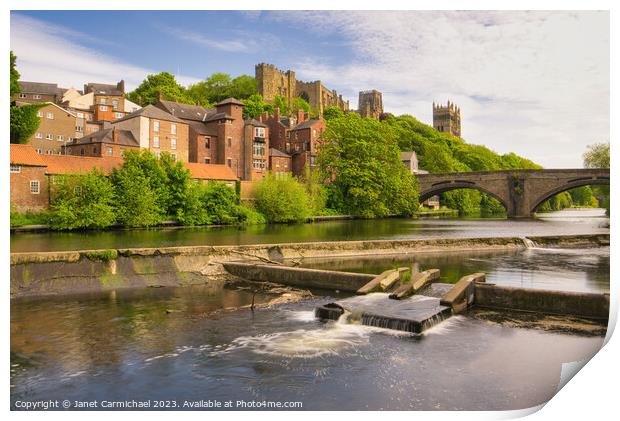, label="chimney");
[274,107,280,121]
[113,127,119,144]
[117,80,125,94]
[297,109,305,124]
[156,91,162,103]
